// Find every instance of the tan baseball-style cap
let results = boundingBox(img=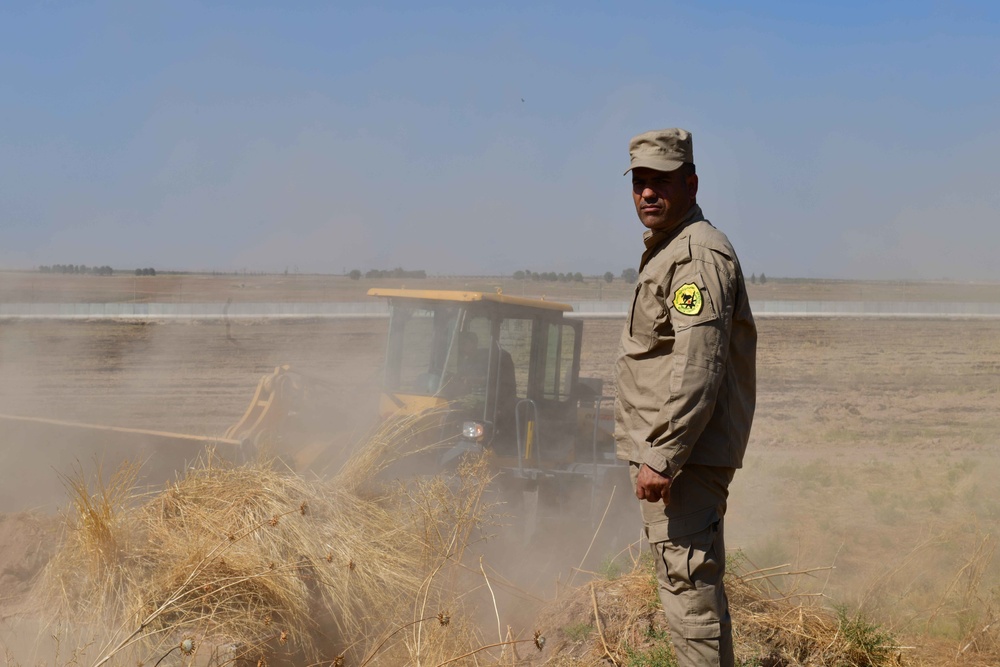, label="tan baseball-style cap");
[624,128,694,175]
